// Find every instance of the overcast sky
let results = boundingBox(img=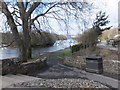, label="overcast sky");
[93,0,119,28]
[51,0,119,36]
[0,0,119,36]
